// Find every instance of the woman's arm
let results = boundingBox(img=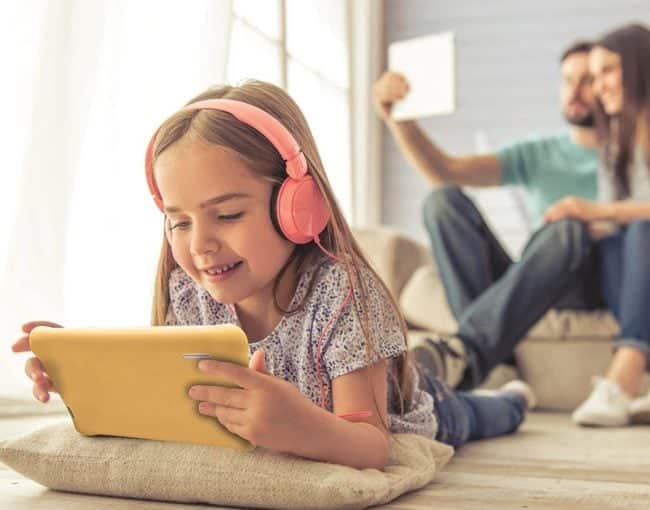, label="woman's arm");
[608,200,650,223]
[543,196,650,224]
